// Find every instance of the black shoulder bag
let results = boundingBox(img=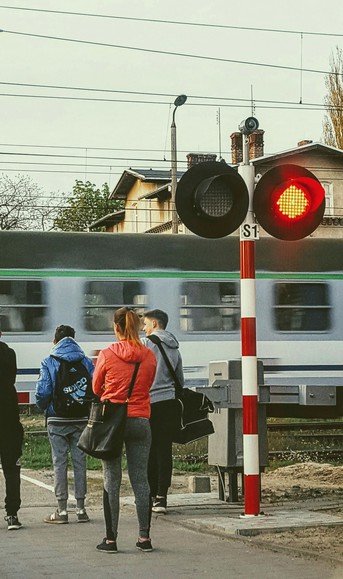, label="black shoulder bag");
[147,335,214,444]
[77,362,140,460]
